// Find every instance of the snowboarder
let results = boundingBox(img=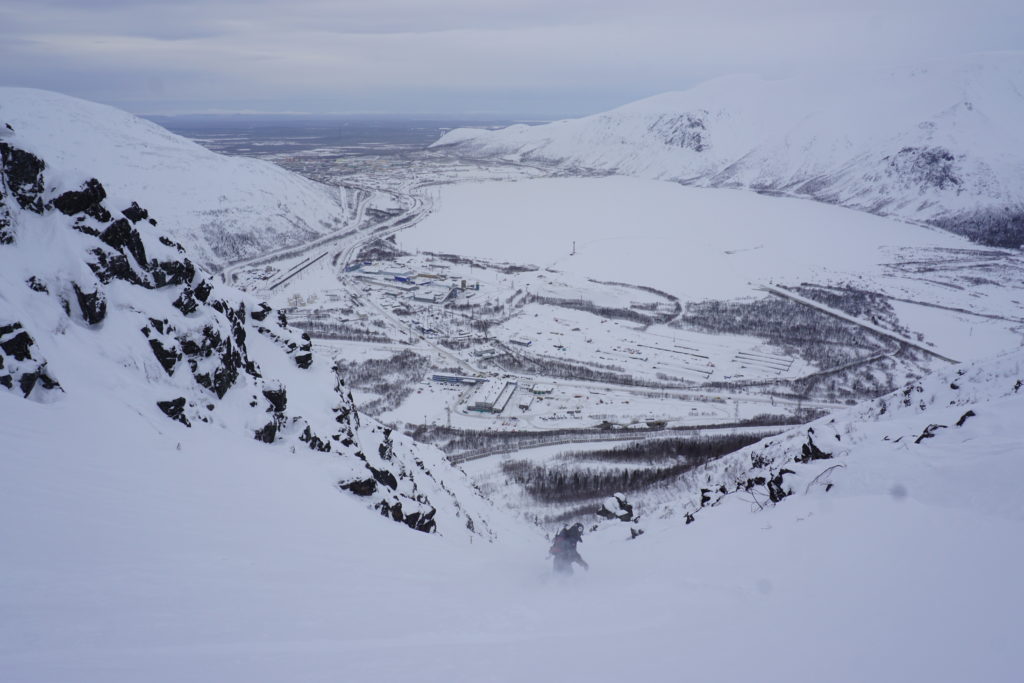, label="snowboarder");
[550,522,589,575]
